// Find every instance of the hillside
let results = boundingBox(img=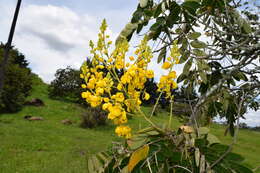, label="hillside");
[0,79,259,173]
